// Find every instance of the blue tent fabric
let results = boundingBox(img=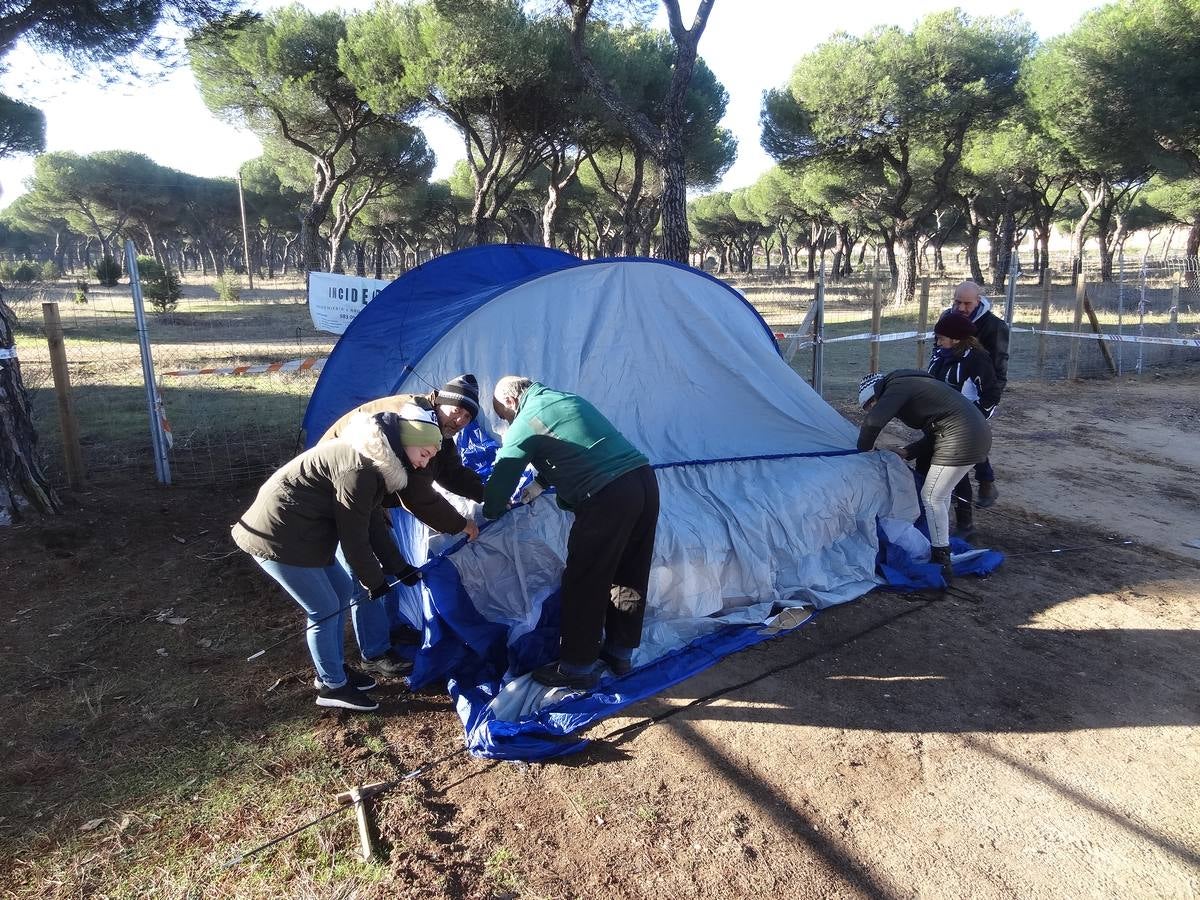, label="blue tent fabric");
[304,244,579,445]
[301,245,1004,762]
